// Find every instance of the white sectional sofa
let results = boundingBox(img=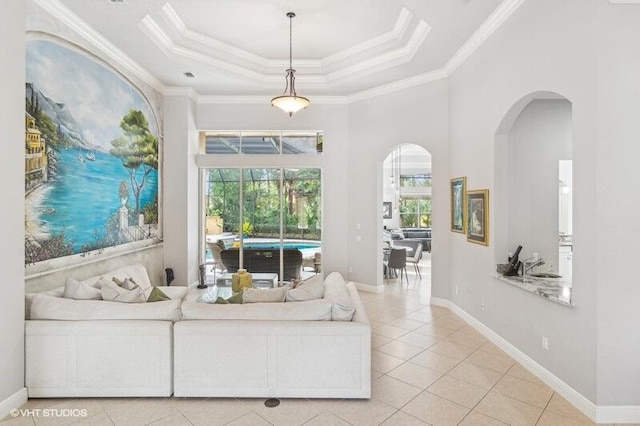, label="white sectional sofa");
[174,282,371,398]
[25,264,186,398]
[24,265,371,399]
